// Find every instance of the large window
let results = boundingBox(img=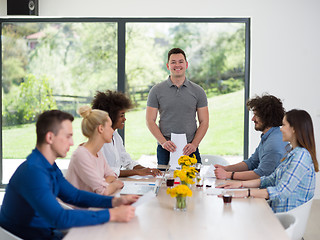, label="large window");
[0,18,250,185]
